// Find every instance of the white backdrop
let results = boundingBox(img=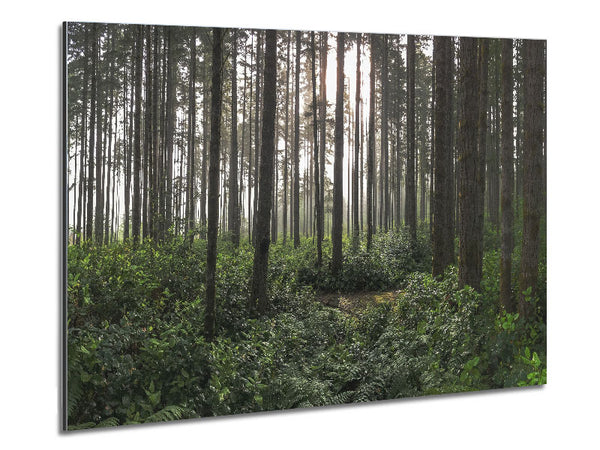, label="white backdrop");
[1,1,597,448]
